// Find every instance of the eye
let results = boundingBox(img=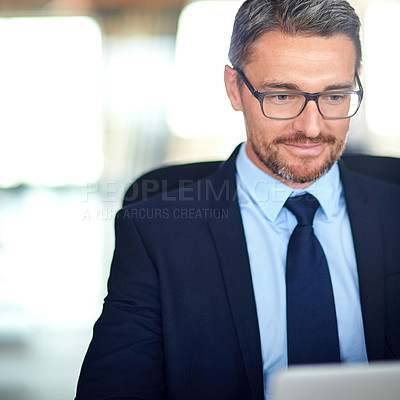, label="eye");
[276,94,289,101]
[321,94,347,104]
[265,93,299,104]
[329,95,343,101]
